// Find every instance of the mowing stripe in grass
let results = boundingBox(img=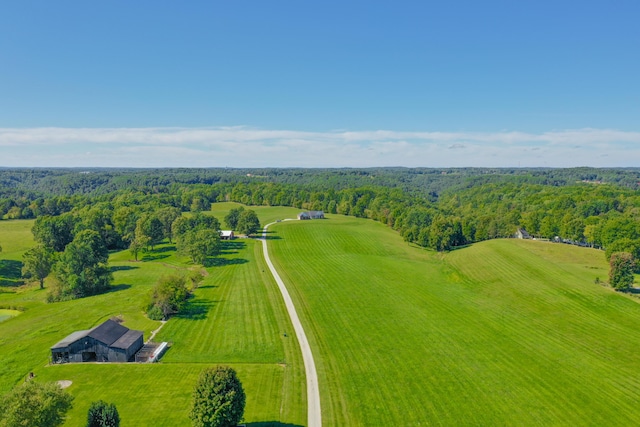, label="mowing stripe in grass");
[268,215,640,425]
